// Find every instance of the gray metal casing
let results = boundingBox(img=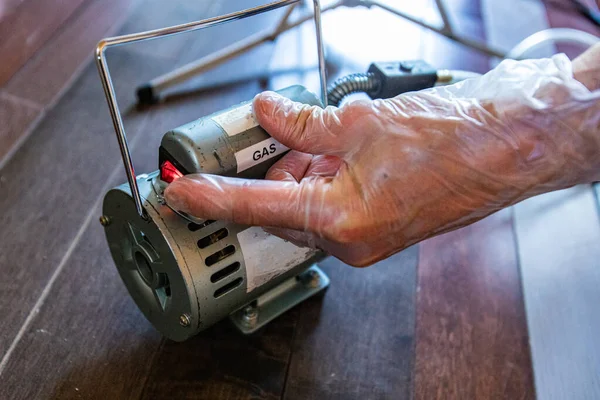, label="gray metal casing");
[103,86,326,341]
[103,176,324,341]
[160,85,322,177]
